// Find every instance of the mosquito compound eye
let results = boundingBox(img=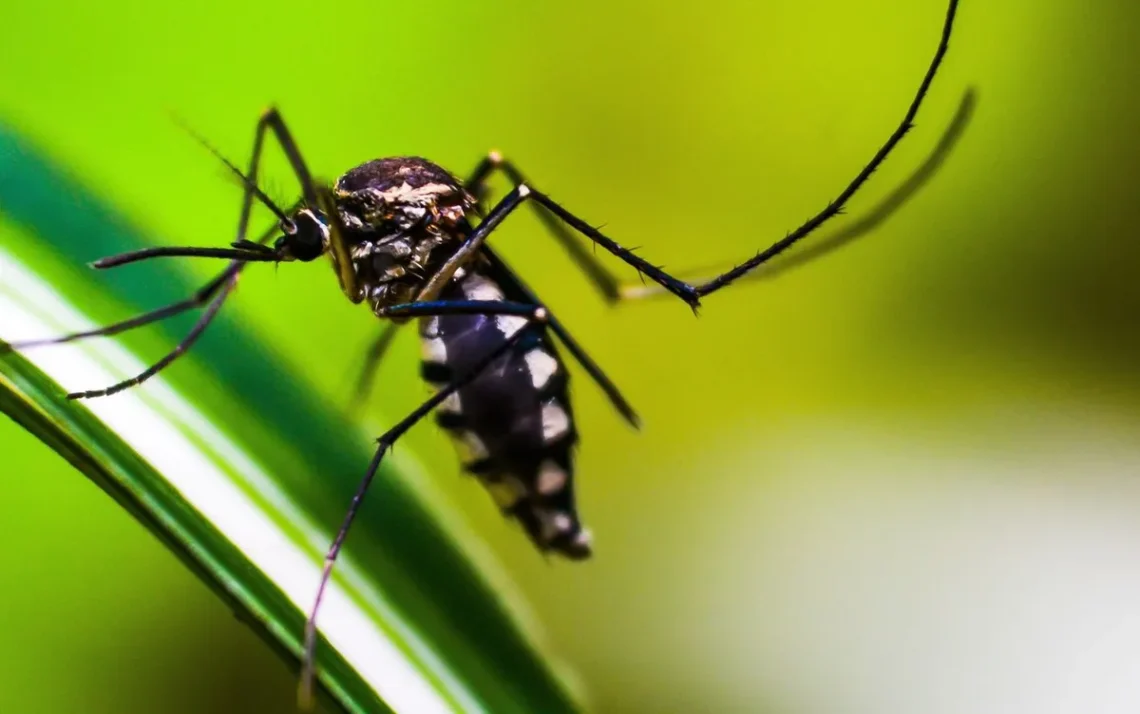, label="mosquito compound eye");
[286,211,327,262]
[291,232,324,261]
